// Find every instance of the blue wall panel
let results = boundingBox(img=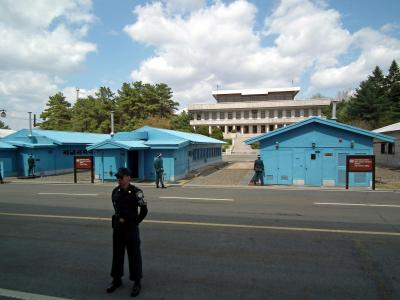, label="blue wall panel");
[0,150,17,177]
